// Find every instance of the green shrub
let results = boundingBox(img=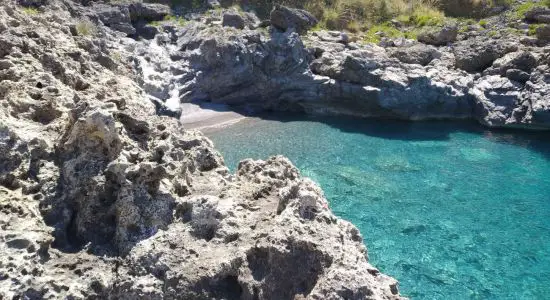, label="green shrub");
[478,19,487,27]
[514,1,544,19]
[528,23,542,36]
[75,20,97,36]
[411,5,445,26]
[22,7,39,15]
[363,23,404,43]
[221,0,445,32]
